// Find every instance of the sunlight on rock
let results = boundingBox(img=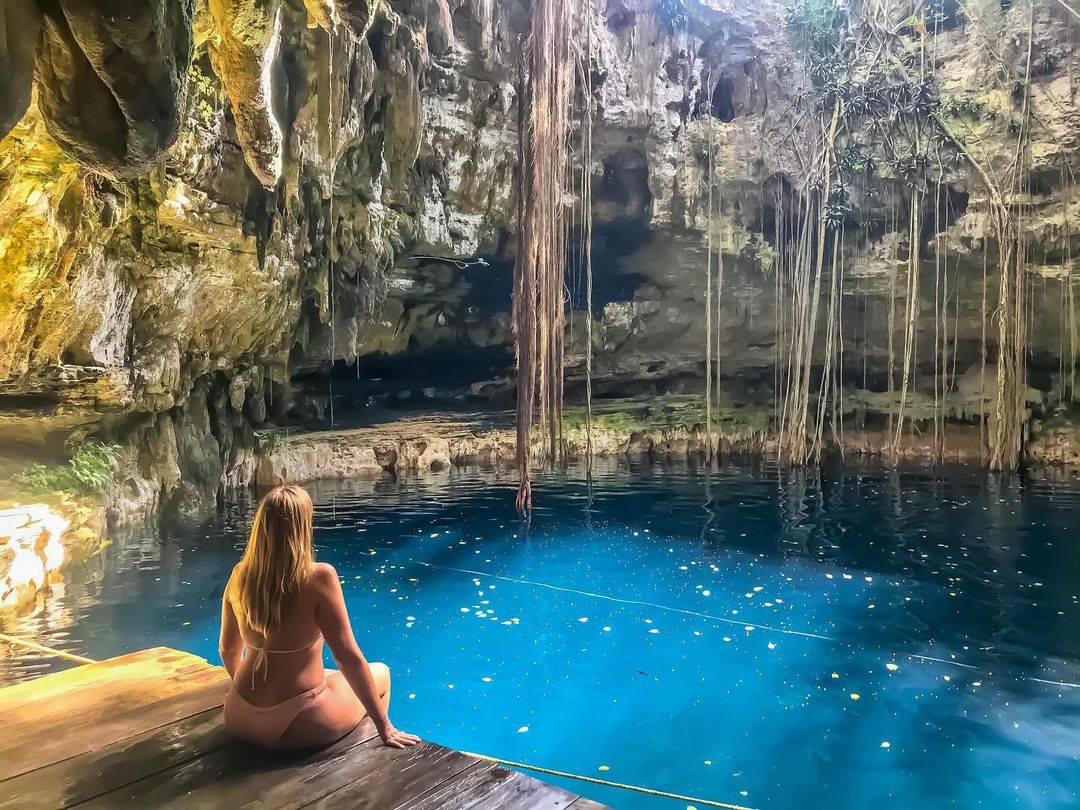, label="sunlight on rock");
[0,504,70,608]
